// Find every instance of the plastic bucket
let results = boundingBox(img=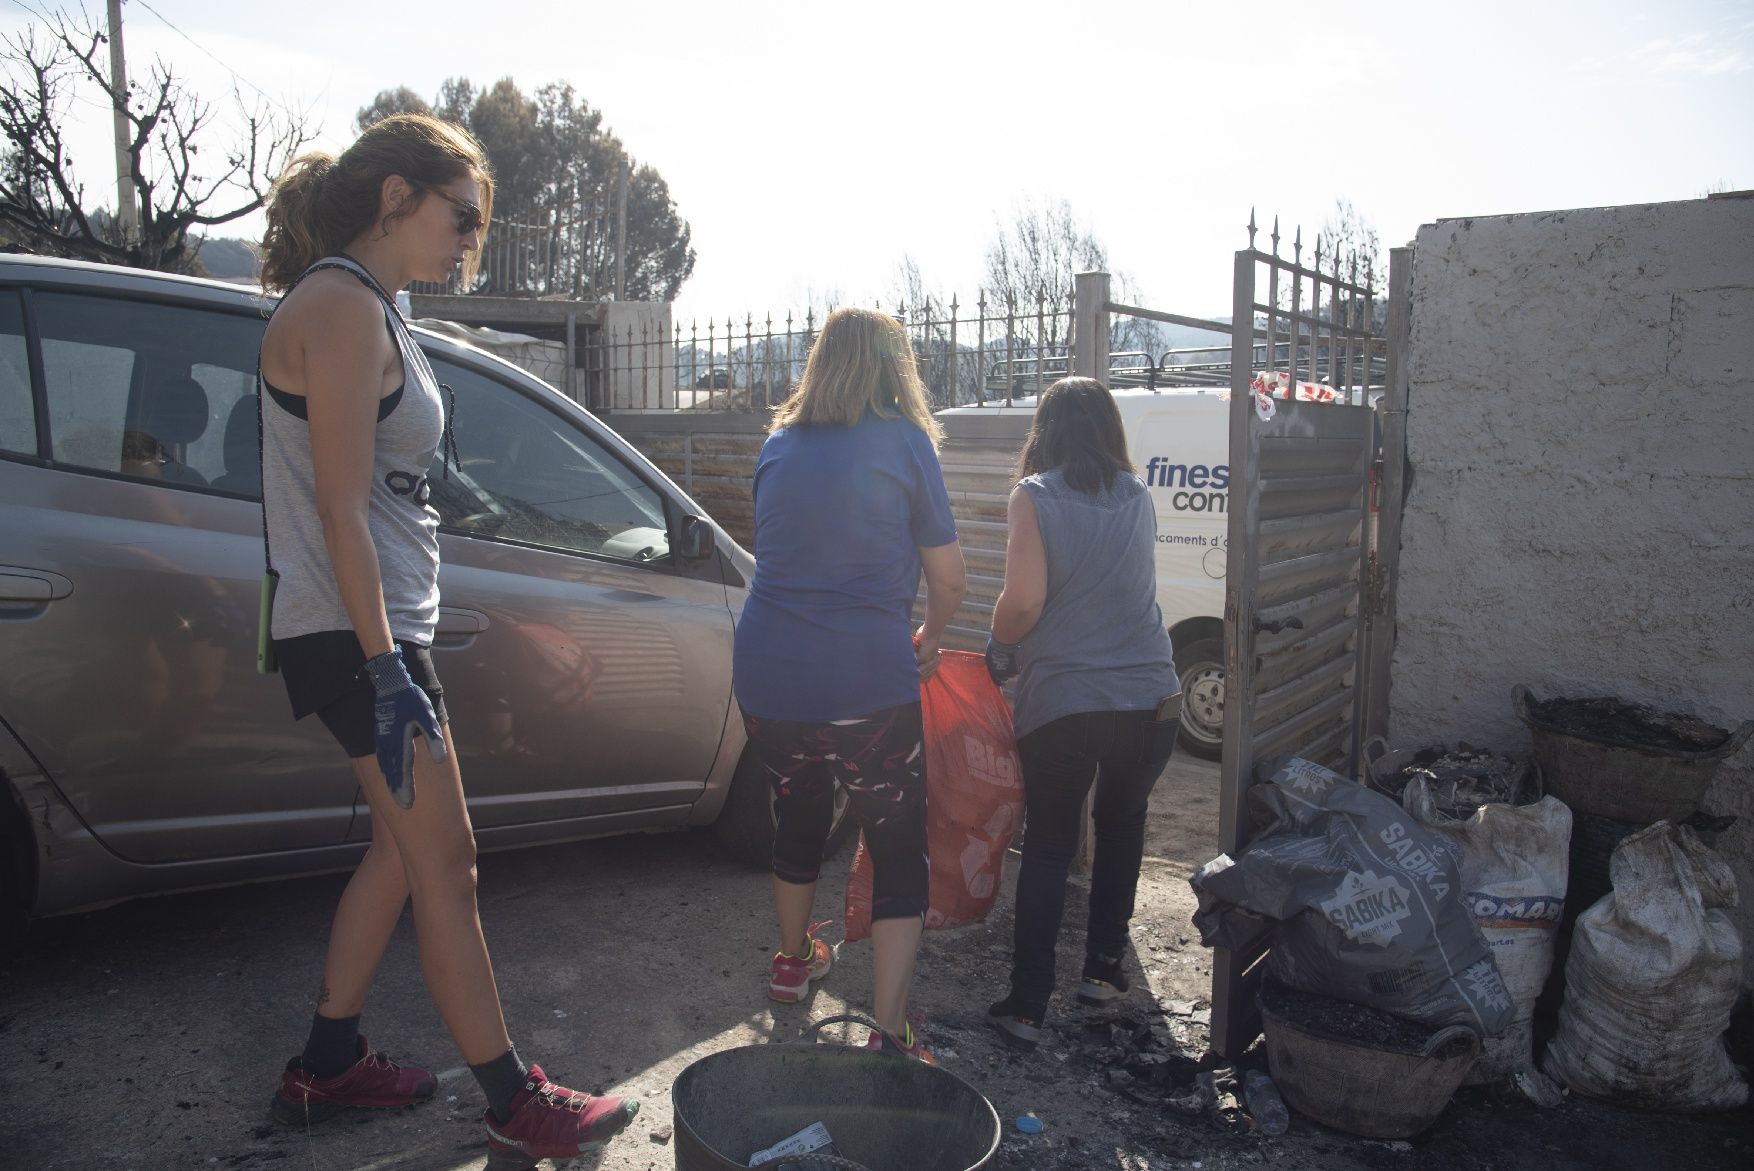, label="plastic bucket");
[671,1017,1000,1171]
[1260,997,1480,1139]
[1512,686,1751,824]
